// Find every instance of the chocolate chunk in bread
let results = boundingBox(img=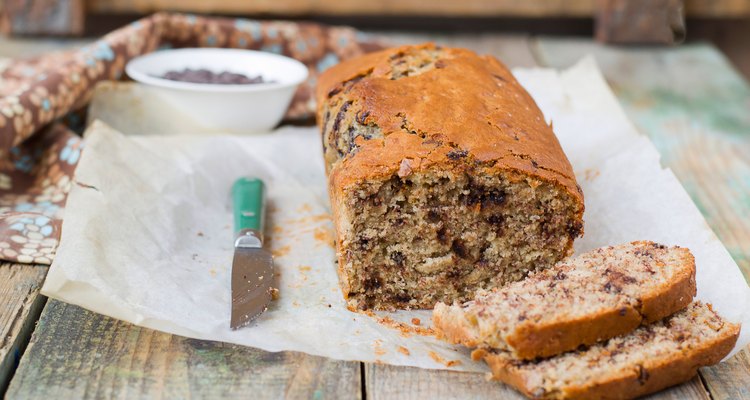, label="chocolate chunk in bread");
[483,302,739,400]
[433,241,697,359]
[316,43,584,310]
